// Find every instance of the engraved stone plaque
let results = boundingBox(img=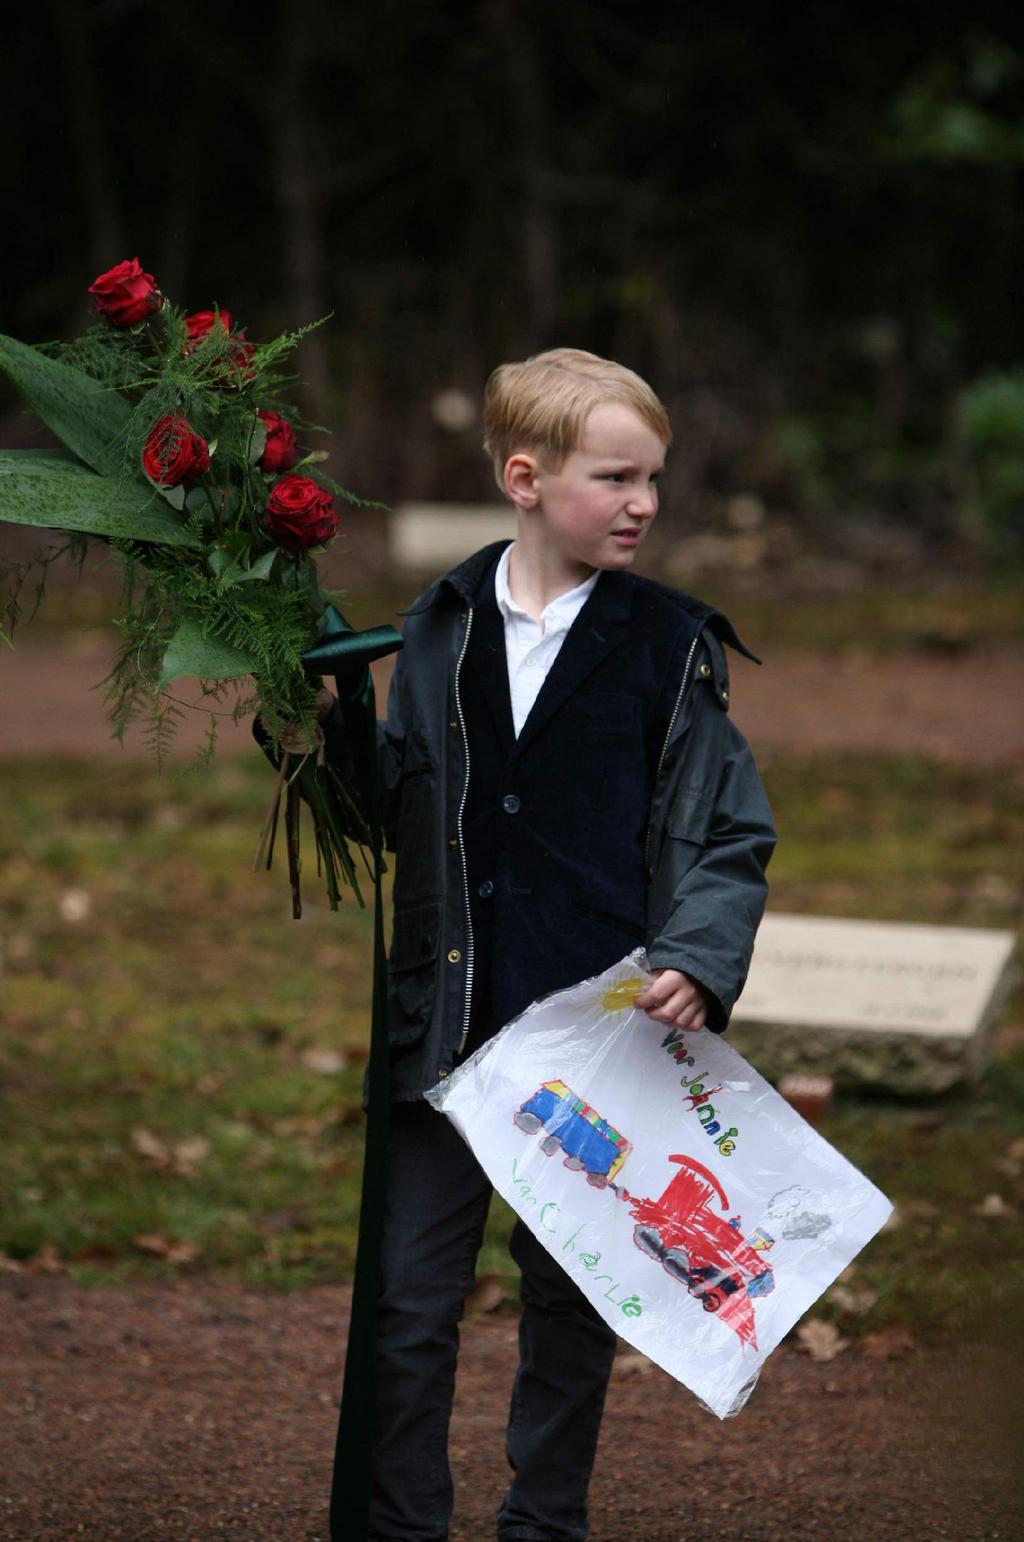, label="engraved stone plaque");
[728,914,1017,1093]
